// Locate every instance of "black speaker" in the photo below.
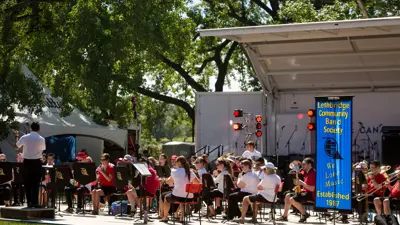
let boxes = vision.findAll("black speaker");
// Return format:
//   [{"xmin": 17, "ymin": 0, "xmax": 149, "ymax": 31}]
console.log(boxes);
[
  {"xmin": 382, "ymin": 134, "xmax": 400, "ymax": 169},
  {"xmin": 382, "ymin": 126, "xmax": 400, "ymax": 135}
]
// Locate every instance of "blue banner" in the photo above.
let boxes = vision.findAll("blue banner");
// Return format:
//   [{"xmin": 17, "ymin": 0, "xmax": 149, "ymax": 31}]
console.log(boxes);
[{"xmin": 315, "ymin": 97, "xmax": 352, "ymax": 210}]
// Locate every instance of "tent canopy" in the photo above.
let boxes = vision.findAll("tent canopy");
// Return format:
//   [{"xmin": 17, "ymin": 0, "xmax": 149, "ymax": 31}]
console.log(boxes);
[
  {"xmin": 14, "ymin": 66, "xmax": 128, "ymax": 149},
  {"xmin": 199, "ymin": 17, "xmax": 400, "ymax": 95}
]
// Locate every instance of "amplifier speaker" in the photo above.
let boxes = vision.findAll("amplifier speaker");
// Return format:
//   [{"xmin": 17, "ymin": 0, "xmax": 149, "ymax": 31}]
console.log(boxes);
[{"xmin": 382, "ymin": 134, "xmax": 400, "ymax": 168}]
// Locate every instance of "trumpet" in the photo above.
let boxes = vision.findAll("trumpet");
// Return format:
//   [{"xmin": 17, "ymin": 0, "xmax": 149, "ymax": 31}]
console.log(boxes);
[{"xmin": 355, "ymin": 168, "xmax": 400, "ymax": 202}]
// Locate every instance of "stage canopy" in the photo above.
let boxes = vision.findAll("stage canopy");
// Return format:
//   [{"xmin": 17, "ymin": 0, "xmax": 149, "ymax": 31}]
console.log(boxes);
[
  {"xmin": 12, "ymin": 65, "xmax": 127, "ymax": 149},
  {"xmin": 199, "ymin": 17, "xmax": 400, "ymax": 96}
]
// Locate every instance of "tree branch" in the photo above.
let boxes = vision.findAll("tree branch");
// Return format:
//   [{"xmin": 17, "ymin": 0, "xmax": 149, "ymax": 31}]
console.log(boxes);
[
  {"xmin": 250, "ymin": 0, "xmax": 277, "ymax": 19},
  {"xmin": 157, "ymin": 53, "xmax": 207, "ymax": 92},
  {"xmin": 356, "ymin": 0, "xmax": 369, "ymax": 18},
  {"xmin": 223, "ymin": 41, "xmax": 239, "ymax": 68},
  {"xmin": 226, "ymin": 3, "xmax": 259, "ymax": 26},
  {"xmin": 136, "ymin": 87, "xmax": 194, "ymax": 121},
  {"xmin": 196, "ymin": 56, "xmax": 216, "ymax": 75}
]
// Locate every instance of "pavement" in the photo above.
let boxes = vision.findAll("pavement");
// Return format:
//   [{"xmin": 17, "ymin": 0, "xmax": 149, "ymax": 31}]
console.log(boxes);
[{"xmin": 0, "ymin": 203, "xmax": 385, "ymax": 225}]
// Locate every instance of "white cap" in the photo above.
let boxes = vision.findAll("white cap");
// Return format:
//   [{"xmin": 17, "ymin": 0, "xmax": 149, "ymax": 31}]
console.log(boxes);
[{"xmin": 262, "ymin": 162, "xmax": 277, "ymax": 170}]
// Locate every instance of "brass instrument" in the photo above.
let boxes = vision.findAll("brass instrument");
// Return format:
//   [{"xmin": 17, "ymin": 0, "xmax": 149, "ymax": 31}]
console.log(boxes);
[
  {"xmin": 289, "ymin": 160, "xmax": 301, "ymax": 194},
  {"xmin": 217, "ymin": 152, "xmax": 235, "ymax": 161},
  {"xmin": 355, "ymin": 167, "xmax": 399, "ymax": 201}
]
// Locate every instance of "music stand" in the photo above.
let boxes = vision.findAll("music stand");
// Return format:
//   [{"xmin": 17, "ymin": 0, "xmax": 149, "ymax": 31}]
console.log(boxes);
[
  {"xmin": 133, "ymin": 163, "xmax": 151, "ymax": 224},
  {"xmin": 73, "ymin": 162, "xmax": 96, "ymax": 216},
  {"xmin": 113, "ymin": 166, "xmax": 129, "ymax": 218},
  {"xmin": 0, "ymin": 162, "xmax": 13, "ymax": 184},
  {"xmin": 53, "ymin": 165, "xmax": 72, "ymax": 215}
]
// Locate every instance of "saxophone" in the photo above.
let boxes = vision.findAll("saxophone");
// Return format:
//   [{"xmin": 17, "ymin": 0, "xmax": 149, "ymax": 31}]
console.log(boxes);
[{"xmin": 290, "ymin": 161, "xmax": 301, "ymax": 194}]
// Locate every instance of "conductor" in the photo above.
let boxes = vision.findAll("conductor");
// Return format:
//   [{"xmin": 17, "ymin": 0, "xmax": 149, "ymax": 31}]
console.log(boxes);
[{"xmin": 13, "ymin": 122, "xmax": 46, "ymax": 208}]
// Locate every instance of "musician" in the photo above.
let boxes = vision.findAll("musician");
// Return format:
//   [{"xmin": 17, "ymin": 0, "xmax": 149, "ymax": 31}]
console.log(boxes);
[
  {"xmin": 12, "ymin": 153, "xmax": 24, "ymax": 206},
  {"xmin": 206, "ymin": 159, "xmax": 233, "ymax": 216},
  {"xmin": 227, "ymin": 157, "xmax": 240, "ymax": 172},
  {"xmin": 0, "ymin": 154, "xmax": 13, "ymax": 206},
  {"xmin": 91, "ymin": 153, "xmax": 115, "ymax": 215},
  {"xmin": 254, "ymin": 157, "xmax": 266, "ymax": 180},
  {"xmin": 369, "ymin": 161, "xmax": 389, "ymax": 214},
  {"xmin": 170, "ymin": 155, "xmax": 178, "ymax": 168},
  {"xmin": 64, "ymin": 156, "xmax": 96, "ymax": 213},
  {"xmin": 126, "ymin": 159, "xmax": 159, "ymax": 216},
  {"xmin": 194, "ymin": 155, "xmax": 208, "ymax": 180},
  {"xmin": 242, "ymin": 141, "xmax": 261, "ymax": 160},
  {"xmin": 226, "ymin": 160, "xmax": 259, "ymax": 220},
  {"xmin": 39, "ymin": 153, "xmax": 55, "ymax": 207},
  {"xmin": 158, "ymin": 154, "xmax": 171, "ymax": 178},
  {"xmin": 14, "ymin": 122, "xmax": 46, "ymax": 208},
  {"xmin": 239, "ymin": 162, "xmax": 281, "ymax": 224},
  {"xmin": 160, "ymin": 156, "xmax": 199, "ymax": 222},
  {"xmin": 278, "ymin": 158, "xmax": 315, "ymax": 223},
  {"xmin": 375, "ymin": 167, "xmax": 400, "ymax": 216}
]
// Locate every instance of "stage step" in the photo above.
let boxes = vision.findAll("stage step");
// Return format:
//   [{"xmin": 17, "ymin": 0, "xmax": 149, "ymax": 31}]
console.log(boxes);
[{"xmin": 0, "ymin": 207, "xmax": 55, "ymax": 220}]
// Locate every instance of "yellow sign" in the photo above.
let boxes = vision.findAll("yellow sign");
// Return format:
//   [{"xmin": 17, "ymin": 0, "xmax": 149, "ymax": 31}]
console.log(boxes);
[
  {"xmin": 56, "ymin": 171, "xmax": 63, "ymax": 179},
  {"xmin": 0, "ymin": 169, "xmax": 4, "ymax": 176},
  {"xmin": 117, "ymin": 172, "xmax": 122, "ymax": 180},
  {"xmin": 80, "ymin": 168, "xmax": 89, "ymax": 176}
]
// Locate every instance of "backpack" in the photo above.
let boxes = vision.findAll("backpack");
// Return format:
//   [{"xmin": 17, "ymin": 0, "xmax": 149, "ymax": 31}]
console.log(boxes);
[{"xmin": 110, "ymin": 201, "xmax": 128, "ymax": 216}]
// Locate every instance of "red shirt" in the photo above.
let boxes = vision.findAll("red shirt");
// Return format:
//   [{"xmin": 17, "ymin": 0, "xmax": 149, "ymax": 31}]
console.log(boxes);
[
  {"xmin": 303, "ymin": 168, "xmax": 316, "ymax": 200},
  {"xmin": 389, "ymin": 181, "xmax": 400, "ymax": 198},
  {"xmin": 143, "ymin": 167, "xmax": 160, "ymax": 195},
  {"xmin": 368, "ymin": 173, "xmax": 386, "ymax": 196},
  {"xmin": 98, "ymin": 164, "xmax": 114, "ymax": 187}
]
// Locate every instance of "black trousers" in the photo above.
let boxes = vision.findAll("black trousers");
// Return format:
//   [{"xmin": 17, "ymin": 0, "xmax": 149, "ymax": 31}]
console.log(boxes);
[
  {"xmin": 65, "ymin": 186, "xmax": 89, "ymax": 209},
  {"xmin": 12, "ymin": 182, "xmax": 24, "ymax": 204},
  {"xmin": 0, "ymin": 184, "xmax": 11, "ymax": 203},
  {"xmin": 23, "ymin": 158, "xmax": 42, "ymax": 206},
  {"xmin": 227, "ymin": 191, "xmax": 252, "ymax": 219}
]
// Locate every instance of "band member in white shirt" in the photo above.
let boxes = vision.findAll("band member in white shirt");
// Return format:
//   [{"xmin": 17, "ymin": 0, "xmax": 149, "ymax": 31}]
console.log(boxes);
[
  {"xmin": 241, "ymin": 141, "xmax": 262, "ymax": 160},
  {"xmin": 160, "ymin": 156, "xmax": 199, "ymax": 222},
  {"xmin": 14, "ymin": 122, "xmax": 46, "ymax": 208},
  {"xmin": 226, "ymin": 160, "xmax": 259, "ymax": 220},
  {"xmin": 207, "ymin": 159, "xmax": 233, "ymax": 216},
  {"xmin": 239, "ymin": 162, "xmax": 281, "ymax": 224}
]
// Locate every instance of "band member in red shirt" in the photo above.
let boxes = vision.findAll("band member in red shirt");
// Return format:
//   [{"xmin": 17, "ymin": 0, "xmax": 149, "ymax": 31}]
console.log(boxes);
[
  {"xmin": 92, "ymin": 153, "xmax": 115, "ymax": 215},
  {"xmin": 126, "ymin": 158, "xmax": 159, "ymax": 216},
  {"xmin": 369, "ymin": 161, "xmax": 388, "ymax": 215},
  {"xmin": 278, "ymin": 158, "xmax": 316, "ymax": 223},
  {"xmin": 374, "ymin": 166, "xmax": 400, "ymax": 216}
]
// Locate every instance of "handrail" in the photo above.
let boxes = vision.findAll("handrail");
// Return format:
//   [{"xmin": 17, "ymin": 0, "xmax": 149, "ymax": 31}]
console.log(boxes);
[{"xmin": 187, "ymin": 145, "xmax": 208, "ymax": 160}]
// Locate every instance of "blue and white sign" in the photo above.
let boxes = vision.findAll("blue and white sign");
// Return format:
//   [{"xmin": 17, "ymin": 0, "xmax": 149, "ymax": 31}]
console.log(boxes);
[{"xmin": 315, "ymin": 97, "xmax": 352, "ymax": 210}]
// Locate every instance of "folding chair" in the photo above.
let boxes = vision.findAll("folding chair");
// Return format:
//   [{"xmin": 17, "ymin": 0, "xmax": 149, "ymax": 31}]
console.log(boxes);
[
  {"xmin": 173, "ymin": 183, "xmax": 203, "ymax": 225},
  {"xmin": 253, "ymin": 183, "xmax": 280, "ymax": 225}
]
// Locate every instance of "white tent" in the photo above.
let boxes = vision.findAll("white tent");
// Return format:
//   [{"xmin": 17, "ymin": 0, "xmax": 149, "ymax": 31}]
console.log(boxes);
[{"xmin": 12, "ymin": 65, "xmax": 128, "ymax": 149}]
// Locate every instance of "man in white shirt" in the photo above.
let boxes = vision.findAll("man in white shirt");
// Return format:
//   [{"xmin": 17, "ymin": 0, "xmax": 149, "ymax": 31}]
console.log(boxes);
[
  {"xmin": 14, "ymin": 122, "xmax": 46, "ymax": 208},
  {"xmin": 242, "ymin": 141, "xmax": 262, "ymax": 160}
]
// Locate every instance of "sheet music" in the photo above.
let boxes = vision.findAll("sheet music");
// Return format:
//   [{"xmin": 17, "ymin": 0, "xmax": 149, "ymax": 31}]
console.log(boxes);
[{"xmin": 132, "ymin": 163, "xmax": 151, "ymax": 176}]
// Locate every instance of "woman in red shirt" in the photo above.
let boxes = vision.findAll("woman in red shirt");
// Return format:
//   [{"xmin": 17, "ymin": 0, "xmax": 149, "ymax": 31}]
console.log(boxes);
[
  {"xmin": 91, "ymin": 153, "xmax": 115, "ymax": 215},
  {"xmin": 126, "ymin": 159, "xmax": 160, "ymax": 216}
]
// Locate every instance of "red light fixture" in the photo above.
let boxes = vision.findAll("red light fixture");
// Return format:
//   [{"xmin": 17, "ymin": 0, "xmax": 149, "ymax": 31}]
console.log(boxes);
[
  {"xmin": 308, "ymin": 109, "xmax": 316, "ymax": 117},
  {"xmin": 255, "ymin": 115, "xmax": 262, "ymax": 123},
  {"xmin": 233, "ymin": 109, "xmax": 243, "ymax": 117},
  {"xmin": 255, "ymin": 130, "xmax": 262, "ymax": 137},
  {"xmin": 256, "ymin": 123, "xmax": 262, "ymax": 129},
  {"xmin": 307, "ymin": 123, "xmax": 316, "ymax": 131},
  {"xmin": 233, "ymin": 123, "xmax": 243, "ymax": 131}
]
